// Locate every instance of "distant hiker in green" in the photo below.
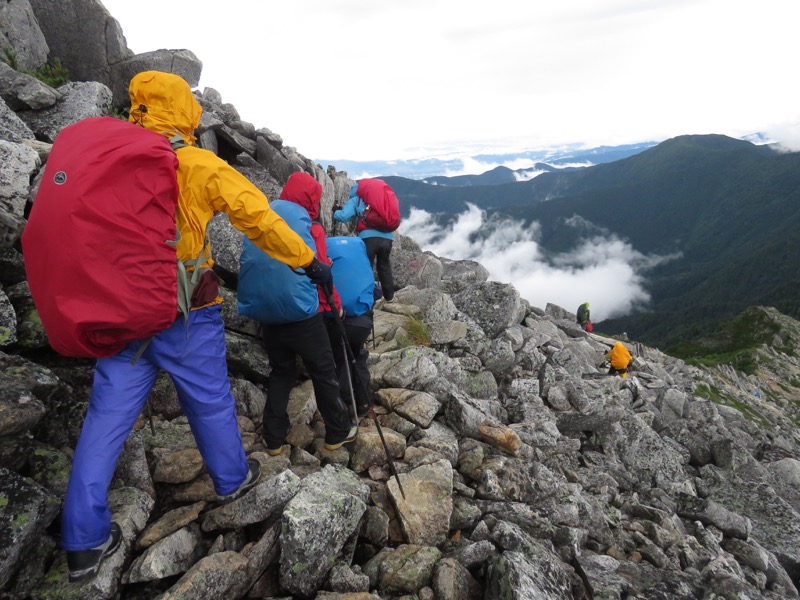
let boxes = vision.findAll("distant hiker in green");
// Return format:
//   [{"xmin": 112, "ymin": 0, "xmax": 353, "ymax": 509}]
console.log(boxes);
[{"xmin": 577, "ymin": 302, "xmax": 592, "ymax": 331}]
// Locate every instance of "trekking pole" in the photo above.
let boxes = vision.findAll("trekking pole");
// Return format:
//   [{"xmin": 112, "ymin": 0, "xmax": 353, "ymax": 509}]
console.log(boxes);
[
  {"xmin": 340, "ymin": 338, "xmax": 360, "ymax": 426},
  {"xmin": 324, "ymin": 287, "xmax": 406, "ymax": 499},
  {"xmin": 146, "ymin": 400, "xmax": 156, "ymax": 435}
]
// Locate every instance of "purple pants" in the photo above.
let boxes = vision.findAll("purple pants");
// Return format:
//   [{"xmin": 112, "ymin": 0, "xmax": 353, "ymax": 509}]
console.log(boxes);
[{"xmin": 61, "ymin": 305, "xmax": 247, "ymax": 550}]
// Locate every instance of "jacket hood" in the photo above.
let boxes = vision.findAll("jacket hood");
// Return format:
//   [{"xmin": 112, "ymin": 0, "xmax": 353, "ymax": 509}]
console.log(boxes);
[
  {"xmin": 128, "ymin": 71, "xmax": 202, "ymax": 146},
  {"xmin": 280, "ymin": 172, "xmax": 322, "ymax": 220}
]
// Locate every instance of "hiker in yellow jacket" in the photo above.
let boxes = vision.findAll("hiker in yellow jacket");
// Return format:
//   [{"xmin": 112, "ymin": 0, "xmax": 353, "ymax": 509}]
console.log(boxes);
[
  {"xmin": 605, "ymin": 341, "xmax": 633, "ymax": 378},
  {"xmin": 61, "ymin": 70, "xmax": 332, "ymax": 582}
]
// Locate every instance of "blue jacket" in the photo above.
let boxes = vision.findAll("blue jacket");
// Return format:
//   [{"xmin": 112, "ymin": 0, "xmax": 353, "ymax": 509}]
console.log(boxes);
[{"xmin": 333, "ymin": 193, "xmax": 394, "ymax": 241}]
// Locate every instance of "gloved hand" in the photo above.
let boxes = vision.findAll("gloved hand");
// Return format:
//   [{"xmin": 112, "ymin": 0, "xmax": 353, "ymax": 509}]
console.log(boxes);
[{"xmin": 304, "ymin": 258, "xmax": 332, "ymax": 291}]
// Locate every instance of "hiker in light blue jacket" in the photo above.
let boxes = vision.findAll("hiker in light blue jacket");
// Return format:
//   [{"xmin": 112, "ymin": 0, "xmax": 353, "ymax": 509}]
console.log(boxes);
[{"xmin": 333, "ymin": 181, "xmax": 395, "ymax": 302}]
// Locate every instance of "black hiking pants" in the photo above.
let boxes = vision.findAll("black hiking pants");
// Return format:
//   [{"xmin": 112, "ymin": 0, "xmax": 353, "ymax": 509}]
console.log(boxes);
[
  {"xmin": 259, "ymin": 313, "xmax": 351, "ymax": 448},
  {"xmin": 325, "ymin": 314, "xmax": 373, "ymax": 417},
  {"xmin": 363, "ymin": 237, "xmax": 394, "ymax": 301}
]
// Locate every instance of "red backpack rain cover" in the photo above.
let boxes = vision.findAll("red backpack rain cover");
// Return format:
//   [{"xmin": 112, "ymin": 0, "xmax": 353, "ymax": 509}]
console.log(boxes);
[
  {"xmin": 358, "ymin": 179, "xmax": 401, "ymax": 232},
  {"xmin": 21, "ymin": 116, "xmax": 180, "ymax": 358}
]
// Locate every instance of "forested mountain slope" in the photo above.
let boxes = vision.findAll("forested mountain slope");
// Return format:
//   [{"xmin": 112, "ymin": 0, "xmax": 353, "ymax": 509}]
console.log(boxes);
[{"xmin": 390, "ymin": 135, "xmax": 800, "ymax": 346}]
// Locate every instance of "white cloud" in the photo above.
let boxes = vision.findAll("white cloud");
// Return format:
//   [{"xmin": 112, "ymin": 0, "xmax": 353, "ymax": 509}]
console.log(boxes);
[
  {"xmin": 100, "ymin": 0, "xmax": 800, "ymax": 161},
  {"xmin": 442, "ymin": 156, "xmax": 538, "ymax": 177},
  {"xmin": 767, "ymin": 120, "xmax": 800, "ymax": 153},
  {"xmin": 399, "ymin": 204, "xmax": 678, "ymax": 321}
]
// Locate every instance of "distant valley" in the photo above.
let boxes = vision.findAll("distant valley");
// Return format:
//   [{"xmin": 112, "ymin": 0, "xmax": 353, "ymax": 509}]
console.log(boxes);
[{"xmin": 366, "ymin": 134, "xmax": 800, "ymax": 350}]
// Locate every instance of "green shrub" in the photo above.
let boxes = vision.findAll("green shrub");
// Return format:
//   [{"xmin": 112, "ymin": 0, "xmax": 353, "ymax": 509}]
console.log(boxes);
[
  {"xmin": 1, "ymin": 47, "xmax": 70, "ymax": 87},
  {"xmin": 2, "ymin": 47, "xmax": 18, "ymax": 69},
  {"xmin": 26, "ymin": 57, "xmax": 69, "ymax": 87},
  {"xmin": 396, "ymin": 315, "xmax": 430, "ymax": 348}
]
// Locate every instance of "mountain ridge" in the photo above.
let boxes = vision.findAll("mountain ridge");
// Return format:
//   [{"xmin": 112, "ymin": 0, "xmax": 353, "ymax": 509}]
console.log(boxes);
[
  {"xmin": 316, "ymin": 141, "xmax": 658, "ymax": 181},
  {"xmin": 384, "ymin": 134, "xmax": 800, "ymax": 347}
]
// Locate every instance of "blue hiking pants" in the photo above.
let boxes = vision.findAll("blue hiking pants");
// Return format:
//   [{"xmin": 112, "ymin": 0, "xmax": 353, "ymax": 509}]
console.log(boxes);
[{"xmin": 61, "ymin": 305, "xmax": 247, "ymax": 551}]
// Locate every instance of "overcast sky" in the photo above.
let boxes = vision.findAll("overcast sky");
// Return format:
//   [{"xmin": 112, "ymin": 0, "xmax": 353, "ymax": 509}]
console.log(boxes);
[{"xmin": 100, "ymin": 0, "xmax": 800, "ymax": 162}]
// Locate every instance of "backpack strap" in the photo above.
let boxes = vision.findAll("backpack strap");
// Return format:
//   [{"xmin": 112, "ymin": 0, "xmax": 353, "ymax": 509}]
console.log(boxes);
[
  {"xmin": 164, "ymin": 135, "xmax": 213, "ymax": 320},
  {"xmin": 167, "ymin": 132, "xmax": 188, "ymax": 151}
]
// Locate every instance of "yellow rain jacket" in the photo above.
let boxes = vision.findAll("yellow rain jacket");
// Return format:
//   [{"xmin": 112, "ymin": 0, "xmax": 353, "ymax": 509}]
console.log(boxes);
[
  {"xmin": 605, "ymin": 342, "xmax": 632, "ymax": 371},
  {"xmin": 127, "ymin": 71, "xmax": 314, "ymax": 294}
]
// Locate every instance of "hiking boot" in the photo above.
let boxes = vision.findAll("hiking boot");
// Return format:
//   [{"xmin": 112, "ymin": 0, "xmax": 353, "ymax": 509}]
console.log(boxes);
[
  {"xmin": 218, "ymin": 458, "xmax": 261, "ymax": 504},
  {"xmin": 265, "ymin": 446, "xmax": 283, "ymax": 457},
  {"xmin": 67, "ymin": 521, "xmax": 122, "ymax": 583},
  {"xmin": 324, "ymin": 425, "xmax": 359, "ymax": 451}
]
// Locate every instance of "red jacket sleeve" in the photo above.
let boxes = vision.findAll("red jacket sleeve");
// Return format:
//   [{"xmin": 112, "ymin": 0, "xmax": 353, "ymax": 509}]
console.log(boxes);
[{"xmin": 310, "ymin": 222, "xmax": 342, "ymax": 313}]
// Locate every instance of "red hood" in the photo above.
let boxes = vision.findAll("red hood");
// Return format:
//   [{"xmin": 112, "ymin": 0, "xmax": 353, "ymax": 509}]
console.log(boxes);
[{"xmin": 280, "ymin": 172, "xmax": 322, "ymax": 220}]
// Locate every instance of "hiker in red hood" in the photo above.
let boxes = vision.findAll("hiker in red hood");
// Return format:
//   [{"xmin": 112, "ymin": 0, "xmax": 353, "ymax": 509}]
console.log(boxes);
[
  {"xmin": 248, "ymin": 171, "xmax": 358, "ymax": 457},
  {"xmin": 281, "ymin": 172, "xmax": 343, "ymax": 315}
]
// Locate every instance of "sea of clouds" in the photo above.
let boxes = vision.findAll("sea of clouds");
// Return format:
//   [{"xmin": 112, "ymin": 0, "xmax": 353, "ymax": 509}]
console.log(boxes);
[{"xmin": 399, "ymin": 204, "xmax": 680, "ymax": 322}]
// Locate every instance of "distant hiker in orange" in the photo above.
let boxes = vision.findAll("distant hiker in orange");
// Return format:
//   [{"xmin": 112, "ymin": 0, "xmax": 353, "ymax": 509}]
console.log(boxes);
[
  {"xmin": 333, "ymin": 179, "xmax": 401, "ymax": 303},
  {"xmin": 605, "ymin": 341, "xmax": 633, "ymax": 378},
  {"xmin": 59, "ymin": 71, "xmax": 332, "ymax": 583}
]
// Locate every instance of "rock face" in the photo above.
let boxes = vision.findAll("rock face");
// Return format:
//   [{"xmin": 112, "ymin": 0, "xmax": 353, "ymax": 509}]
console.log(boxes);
[{"xmin": 3, "ymin": 4, "xmax": 800, "ymax": 599}]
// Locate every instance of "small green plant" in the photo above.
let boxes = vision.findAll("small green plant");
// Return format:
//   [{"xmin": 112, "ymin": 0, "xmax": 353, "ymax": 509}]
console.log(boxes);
[
  {"xmin": 2, "ymin": 47, "xmax": 17, "ymax": 69},
  {"xmin": 25, "ymin": 57, "xmax": 69, "ymax": 87},
  {"xmin": 2, "ymin": 47, "xmax": 70, "ymax": 87},
  {"xmin": 405, "ymin": 315, "xmax": 430, "ymax": 346},
  {"xmin": 107, "ymin": 105, "xmax": 127, "ymax": 120},
  {"xmin": 396, "ymin": 315, "xmax": 430, "ymax": 348}
]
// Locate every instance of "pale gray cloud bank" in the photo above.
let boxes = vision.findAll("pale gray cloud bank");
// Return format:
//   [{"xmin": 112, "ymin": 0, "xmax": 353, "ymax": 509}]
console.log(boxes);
[
  {"xmin": 400, "ymin": 205, "xmax": 680, "ymax": 321},
  {"xmin": 101, "ymin": 0, "xmax": 800, "ymax": 161}
]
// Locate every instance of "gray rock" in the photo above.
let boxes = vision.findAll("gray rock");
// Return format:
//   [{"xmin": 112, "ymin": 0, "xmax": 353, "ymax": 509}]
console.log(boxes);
[
  {"xmin": 0, "ymin": 61, "xmax": 60, "ymax": 111},
  {"xmin": 18, "ymin": 80, "xmax": 112, "ymax": 142},
  {"xmin": 0, "ymin": 96, "xmax": 35, "ymax": 142},
  {"xmin": 110, "ymin": 48, "xmax": 202, "ymax": 108},
  {"xmin": 28, "ymin": 0, "xmax": 132, "ymax": 86},
  {"xmin": 0, "ymin": 0, "xmax": 49, "ymax": 71}
]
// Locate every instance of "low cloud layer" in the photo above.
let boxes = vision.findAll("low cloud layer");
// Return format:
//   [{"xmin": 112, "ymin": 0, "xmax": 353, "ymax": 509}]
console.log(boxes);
[
  {"xmin": 400, "ymin": 204, "xmax": 679, "ymax": 322},
  {"xmin": 767, "ymin": 120, "xmax": 800, "ymax": 153}
]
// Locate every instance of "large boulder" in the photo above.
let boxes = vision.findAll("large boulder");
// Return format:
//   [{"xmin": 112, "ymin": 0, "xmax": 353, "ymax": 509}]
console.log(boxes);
[
  {"xmin": 27, "ymin": 0, "xmax": 132, "ymax": 85},
  {"xmin": 0, "ymin": 0, "xmax": 49, "ymax": 71}
]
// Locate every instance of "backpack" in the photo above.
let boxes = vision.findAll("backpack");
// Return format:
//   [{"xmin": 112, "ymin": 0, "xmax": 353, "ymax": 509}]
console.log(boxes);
[
  {"xmin": 327, "ymin": 236, "xmax": 375, "ymax": 317},
  {"xmin": 21, "ymin": 116, "xmax": 187, "ymax": 358},
  {"xmin": 585, "ymin": 321, "xmax": 594, "ymax": 333},
  {"xmin": 358, "ymin": 179, "xmax": 401, "ymax": 233},
  {"xmin": 237, "ymin": 200, "xmax": 319, "ymax": 324}
]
